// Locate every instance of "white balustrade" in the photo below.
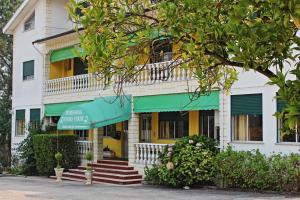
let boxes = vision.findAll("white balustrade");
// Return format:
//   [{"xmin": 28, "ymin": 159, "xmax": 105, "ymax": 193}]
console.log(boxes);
[
  {"xmin": 44, "ymin": 60, "xmax": 195, "ymax": 95},
  {"xmin": 75, "ymin": 141, "xmax": 94, "ymax": 160},
  {"xmin": 134, "ymin": 143, "xmax": 168, "ymax": 165}
]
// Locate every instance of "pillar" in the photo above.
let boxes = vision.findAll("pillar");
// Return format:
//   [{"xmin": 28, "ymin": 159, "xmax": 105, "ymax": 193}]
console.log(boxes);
[
  {"xmin": 128, "ymin": 113, "xmax": 140, "ymax": 165},
  {"xmin": 93, "ymin": 127, "xmax": 103, "ymax": 162}
]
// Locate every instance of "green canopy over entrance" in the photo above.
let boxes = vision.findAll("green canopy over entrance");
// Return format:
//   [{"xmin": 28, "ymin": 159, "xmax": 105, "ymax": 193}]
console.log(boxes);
[{"xmin": 57, "ymin": 96, "xmax": 132, "ymax": 130}]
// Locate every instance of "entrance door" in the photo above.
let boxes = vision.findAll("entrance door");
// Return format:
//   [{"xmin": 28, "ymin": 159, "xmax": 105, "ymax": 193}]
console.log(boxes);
[
  {"xmin": 122, "ymin": 121, "xmax": 129, "ymax": 159},
  {"xmin": 140, "ymin": 114, "xmax": 152, "ymax": 143}
]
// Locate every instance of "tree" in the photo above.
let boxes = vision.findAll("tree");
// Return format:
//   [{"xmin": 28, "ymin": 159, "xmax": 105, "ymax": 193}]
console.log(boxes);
[
  {"xmin": 67, "ymin": 0, "xmax": 300, "ymax": 131},
  {"xmin": 0, "ymin": 0, "xmax": 21, "ymax": 167}
]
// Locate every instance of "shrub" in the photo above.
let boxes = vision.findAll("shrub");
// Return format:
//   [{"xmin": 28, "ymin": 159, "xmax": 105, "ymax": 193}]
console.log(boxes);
[
  {"xmin": 145, "ymin": 135, "xmax": 218, "ymax": 187},
  {"xmin": 17, "ymin": 124, "xmax": 46, "ymax": 175},
  {"xmin": 212, "ymin": 147, "xmax": 300, "ymax": 192},
  {"xmin": 33, "ymin": 134, "xmax": 80, "ymax": 176}
]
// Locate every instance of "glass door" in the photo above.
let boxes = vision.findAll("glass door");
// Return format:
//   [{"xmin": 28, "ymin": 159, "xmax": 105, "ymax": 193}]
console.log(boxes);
[{"xmin": 140, "ymin": 113, "xmax": 152, "ymax": 143}]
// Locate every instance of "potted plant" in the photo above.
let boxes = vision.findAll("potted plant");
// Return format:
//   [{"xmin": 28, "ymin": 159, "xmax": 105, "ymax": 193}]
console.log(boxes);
[
  {"xmin": 103, "ymin": 146, "xmax": 115, "ymax": 158},
  {"xmin": 54, "ymin": 152, "xmax": 64, "ymax": 182},
  {"xmin": 84, "ymin": 152, "xmax": 93, "ymax": 185}
]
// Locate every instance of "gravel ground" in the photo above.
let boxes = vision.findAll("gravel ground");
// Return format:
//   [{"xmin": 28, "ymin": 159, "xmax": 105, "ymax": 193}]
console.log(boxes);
[{"xmin": 0, "ymin": 176, "xmax": 299, "ymax": 200}]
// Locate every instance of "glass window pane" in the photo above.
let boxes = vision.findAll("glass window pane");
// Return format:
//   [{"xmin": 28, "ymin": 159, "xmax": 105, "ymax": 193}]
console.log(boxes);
[
  {"xmin": 208, "ymin": 116, "xmax": 215, "ymax": 139},
  {"xmin": 248, "ymin": 115, "xmax": 263, "ymax": 141},
  {"xmin": 232, "ymin": 115, "xmax": 248, "ymax": 141}
]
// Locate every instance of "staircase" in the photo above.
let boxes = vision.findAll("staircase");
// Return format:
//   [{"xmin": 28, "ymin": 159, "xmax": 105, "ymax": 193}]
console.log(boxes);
[{"xmin": 54, "ymin": 160, "xmax": 143, "ymax": 185}]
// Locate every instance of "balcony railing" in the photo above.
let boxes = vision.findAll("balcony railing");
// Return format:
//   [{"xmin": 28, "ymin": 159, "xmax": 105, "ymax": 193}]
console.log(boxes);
[
  {"xmin": 44, "ymin": 60, "xmax": 196, "ymax": 95},
  {"xmin": 76, "ymin": 141, "xmax": 93, "ymax": 160},
  {"xmin": 134, "ymin": 143, "xmax": 169, "ymax": 165}
]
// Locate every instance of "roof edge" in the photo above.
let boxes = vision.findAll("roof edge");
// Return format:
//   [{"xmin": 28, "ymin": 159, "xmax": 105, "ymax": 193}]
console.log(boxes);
[{"xmin": 3, "ymin": 0, "xmax": 38, "ymax": 35}]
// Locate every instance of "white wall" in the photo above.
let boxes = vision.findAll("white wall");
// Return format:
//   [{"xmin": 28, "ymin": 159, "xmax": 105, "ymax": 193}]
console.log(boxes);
[
  {"xmin": 11, "ymin": 0, "xmax": 74, "ymax": 150},
  {"xmin": 222, "ymin": 68, "xmax": 300, "ymax": 155}
]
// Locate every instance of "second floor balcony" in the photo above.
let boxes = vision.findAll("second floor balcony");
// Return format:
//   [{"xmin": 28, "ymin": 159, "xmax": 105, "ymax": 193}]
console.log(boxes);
[{"xmin": 44, "ymin": 60, "xmax": 196, "ymax": 96}]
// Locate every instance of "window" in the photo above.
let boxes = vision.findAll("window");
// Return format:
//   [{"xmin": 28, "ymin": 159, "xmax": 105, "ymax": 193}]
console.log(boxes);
[
  {"xmin": 231, "ymin": 94, "xmax": 263, "ymax": 141},
  {"xmin": 277, "ymin": 99, "xmax": 299, "ymax": 142},
  {"xmin": 15, "ymin": 110, "xmax": 25, "ymax": 136},
  {"xmin": 150, "ymin": 39, "xmax": 172, "ymax": 63},
  {"xmin": 75, "ymin": 130, "xmax": 89, "ymax": 141},
  {"xmin": 23, "ymin": 60, "xmax": 34, "ymax": 80},
  {"xmin": 30, "ymin": 108, "xmax": 40, "ymax": 129},
  {"xmin": 24, "ymin": 12, "xmax": 35, "ymax": 31},
  {"xmin": 104, "ymin": 124, "xmax": 117, "ymax": 137},
  {"xmin": 200, "ymin": 110, "xmax": 216, "ymax": 139},
  {"xmin": 159, "ymin": 112, "xmax": 189, "ymax": 139}
]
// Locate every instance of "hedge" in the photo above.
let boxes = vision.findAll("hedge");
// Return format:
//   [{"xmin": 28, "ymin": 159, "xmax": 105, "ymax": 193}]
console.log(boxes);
[{"xmin": 33, "ymin": 134, "xmax": 80, "ymax": 176}]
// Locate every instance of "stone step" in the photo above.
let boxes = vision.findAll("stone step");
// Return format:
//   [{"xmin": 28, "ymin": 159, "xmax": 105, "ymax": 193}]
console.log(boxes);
[
  {"xmin": 68, "ymin": 169, "xmax": 142, "ymax": 180},
  {"xmin": 78, "ymin": 166, "xmax": 139, "ymax": 175},
  {"xmin": 62, "ymin": 172, "xmax": 142, "ymax": 185},
  {"xmin": 97, "ymin": 159, "xmax": 128, "ymax": 166},
  {"xmin": 89, "ymin": 163, "xmax": 134, "ymax": 170}
]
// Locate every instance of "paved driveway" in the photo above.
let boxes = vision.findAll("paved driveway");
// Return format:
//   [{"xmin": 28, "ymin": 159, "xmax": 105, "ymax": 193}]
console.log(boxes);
[{"xmin": 0, "ymin": 176, "xmax": 299, "ymax": 200}]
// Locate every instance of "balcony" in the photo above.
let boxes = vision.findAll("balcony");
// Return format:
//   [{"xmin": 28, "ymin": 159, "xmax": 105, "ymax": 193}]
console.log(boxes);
[{"xmin": 44, "ymin": 60, "xmax": 196, "ymax": 96}]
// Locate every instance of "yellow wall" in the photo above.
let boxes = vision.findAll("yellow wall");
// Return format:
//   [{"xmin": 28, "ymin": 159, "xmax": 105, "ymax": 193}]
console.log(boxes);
[
  {"xmin": 150, "ymin": 111, "xmax": 199, "ymax": 144},
  {"xmin": 50, "ymin": 59, "xmax": 73, "ymax": 79},
  {"xmin": 103, "ymin": 122, "xmax": 123, "ymax": 158}
]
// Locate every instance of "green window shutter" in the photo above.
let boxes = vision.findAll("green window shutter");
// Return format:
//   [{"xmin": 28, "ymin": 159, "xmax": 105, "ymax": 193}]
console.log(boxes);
[
  {"xmin": 30, "ymin": 109, "xmax": 40, "ymax": 121},
  {"xmin": 16, "ymin": 110, "xmax": 25, "ymax": 120},
  {"xmin": 231, "ymin": 94, "xmax": 262, "ymax": 115},
  {"xmin": 277, "ymin": 99, "xmax": 287, "ymax": 112},
  {"xmin": 23, "ymin": 60, "xmax": 34, "ymax": 79}
]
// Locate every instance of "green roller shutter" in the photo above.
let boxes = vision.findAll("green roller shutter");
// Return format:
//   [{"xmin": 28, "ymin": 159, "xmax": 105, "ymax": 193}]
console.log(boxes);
[
  {"xmin": 134, "ymin": 91, "xmax": 219, "ymax": 113},
  {"xmin": 23, "ymin": 60, "xmax": 34, "ymax": 79},
  {"xmin": 30, "ymin": 109, "xmax": 40, "ymax": 121},
  {"xmin": 277, "ymin": 99, "xmax": 287, "ymax": 112},
  {"xmin": 16, "ymin": 110, "xmax": 25, "ymax": 120},
  {"xmin": 45, "ymin": 101, "xmax": 90, "ymax": 116},
  {"xmin": 50, "ymin": 45, "xmax": 85, "ymax": 63},
  {"xmin": 231, "ymin": 94, "xmax": 262, "ymax": 115}
]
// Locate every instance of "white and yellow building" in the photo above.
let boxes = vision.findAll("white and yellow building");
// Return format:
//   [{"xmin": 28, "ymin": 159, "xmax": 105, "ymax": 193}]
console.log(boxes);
[{"xmin": 4, "ymin": 0, "xmax": 299, "ymax": 174}]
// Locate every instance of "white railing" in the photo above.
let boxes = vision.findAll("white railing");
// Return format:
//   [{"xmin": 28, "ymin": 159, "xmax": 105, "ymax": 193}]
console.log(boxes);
[
  {"xmin": 76, "ymin": 141, "xmax": 94, "ymax": 160},
  {"xmin": 44, "ymin": 60, "xmax": 196, "ymax": 95},
  {"xmin": 134, "ymin": 143, "xmax": 169, "ymax": 165}
]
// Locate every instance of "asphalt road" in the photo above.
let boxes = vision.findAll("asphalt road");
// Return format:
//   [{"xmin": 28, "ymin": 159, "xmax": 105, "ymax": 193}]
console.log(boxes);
[{"xmin": 0, "ymin": 176, "xmax": 299, "ymax": 200}]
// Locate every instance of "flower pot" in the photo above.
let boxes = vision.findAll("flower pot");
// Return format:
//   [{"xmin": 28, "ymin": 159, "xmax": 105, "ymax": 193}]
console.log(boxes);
[
  {"xmin": 54, "ymin": 168, "xmax": 64, "ymax": 182},
  {"xmin": 84, "ymin": 170, "xmax": 93, "ymax": 185}
]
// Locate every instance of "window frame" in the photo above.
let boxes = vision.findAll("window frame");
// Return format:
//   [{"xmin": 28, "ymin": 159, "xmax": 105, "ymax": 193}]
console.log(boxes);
[
  {"xmin": 24, "ymin": 12, "xmax": 35, "ymax": 32},
  {"xmin": 23, "ymin": 60, "xmax": 35, "ymax": 81},
  {"xmin": 158, "ymin": 112, "xmax": 189, "ymax": 139},
  {"xmin": 103, "ymin": 124, "xmax": 117, "ymax": 137},
  {"xmin": 199, "ymin": 110, "xmax": 217, "ymax": 140},
  {"xmin": 15, "ymin": 109, "xmax": 26, "ymax": 137}
]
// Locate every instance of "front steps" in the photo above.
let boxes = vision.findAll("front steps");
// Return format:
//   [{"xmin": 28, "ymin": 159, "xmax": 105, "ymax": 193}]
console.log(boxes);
[{"xmin": 52, "ymin": 159, "xmax": 143, "ymax": 185}]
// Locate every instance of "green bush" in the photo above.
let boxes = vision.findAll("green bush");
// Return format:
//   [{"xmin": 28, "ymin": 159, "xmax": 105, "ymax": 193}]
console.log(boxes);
[
  {"xmin": 33, "ymin": 134, "xmax": 80, "ymax": 176},
  {"xmin": 145, "ymin": 135, "xmax": 218, "ymax": 187},
  {"xmin": 213, "ymin": 147, "xmax": 300, "ymax": 192},
  {"xmin": 17, "ymin": 124, "xmax": 46, "ymax": 175}
]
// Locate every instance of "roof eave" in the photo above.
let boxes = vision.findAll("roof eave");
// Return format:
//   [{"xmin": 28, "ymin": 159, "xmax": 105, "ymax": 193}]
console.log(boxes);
[{"xmin": 3, "ymin": 0, "xmax": 38, "ymax": 35}]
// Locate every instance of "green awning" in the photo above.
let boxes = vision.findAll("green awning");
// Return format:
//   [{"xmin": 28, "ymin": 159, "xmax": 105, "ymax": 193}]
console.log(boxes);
[
  {"xmin": 133, "ymin": 91, "xmax": 219, "ymax": 113},
  {"xmin": 50, "ymin": 45, "xmax": 85, "ymax": 63},
  {"xmin": 45, "ymin": 101, "xmax": 90, "ymax": 116},
  {"xmin": 57, "ymin": 96, "xmax": 132, "ymax": 130},
  {"xmin": 231, "ymin": 94, "xmax": 262, "ymax": 115}
]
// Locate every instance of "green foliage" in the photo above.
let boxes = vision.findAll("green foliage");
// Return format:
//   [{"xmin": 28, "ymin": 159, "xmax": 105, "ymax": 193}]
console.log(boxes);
[
  {"xmin": 145, "ymin": 135, "xmax": 218, "ymax": 187},
  {"xmin": 54, "ymin": 152, "xmax": 63, "ymax": 169},
  {"xmin": 17, "ymin": 124, "xmax": 46, "ymax": 175},
  {"xmin": 213, "ymin": 147, "xmax": 300, "ymax": 192},
  {"xmin": 0, "ymin": 0, "xmax": 22, "ymax": 168},
  {"xmin": 68, "ymin": 0, "xmax": 300, "ymax": 129},
  {"xmin": 33, "ymin": 134, "xmax": 80, "ymax": 176},
  {"xmin": 85, "ymin": 152, "xmax": 93, "ymax": 161},
  {"xmin": 85, "ymin": 152, "xmax": 93, "ymax": 171}
]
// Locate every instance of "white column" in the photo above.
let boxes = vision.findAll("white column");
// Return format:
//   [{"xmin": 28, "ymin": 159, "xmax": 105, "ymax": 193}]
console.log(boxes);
[
  {"xmin": 93, "ymin": 127, "xmax": 103, "ymax": 162},
  {"xmin": 128, "ymin": 112, "xmax": 140, "ymax": 165}
]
